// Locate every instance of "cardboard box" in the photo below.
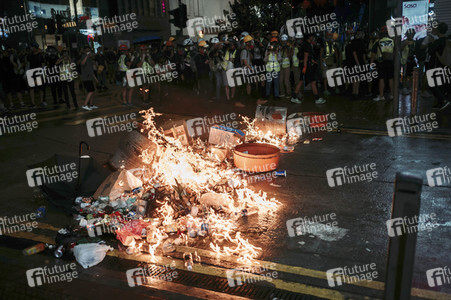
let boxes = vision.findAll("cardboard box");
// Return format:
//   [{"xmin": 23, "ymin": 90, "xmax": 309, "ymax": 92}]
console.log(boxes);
[
  {"xmin": 208, "ymin": 126, "xmax": 244, "ymax": 147},
  {"xmin": 255, "ymin": 105, "xmax": 287, "ymax": 136},
  {"xmin": 163, "ymin": 120, "xmax": 190, "ymax": 146}
]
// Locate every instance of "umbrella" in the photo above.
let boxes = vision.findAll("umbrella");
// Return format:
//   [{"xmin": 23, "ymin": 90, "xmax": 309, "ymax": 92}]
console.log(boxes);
[{"xmin": 27, "ymin": 142, "xmax": 111, "ymax": 213}]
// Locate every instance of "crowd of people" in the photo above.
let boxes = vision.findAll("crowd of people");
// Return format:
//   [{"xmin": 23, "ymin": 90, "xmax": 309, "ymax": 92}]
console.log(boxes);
[{"xmin": 1, "ymin": 20, "xmax": 450, "ymax": 113}]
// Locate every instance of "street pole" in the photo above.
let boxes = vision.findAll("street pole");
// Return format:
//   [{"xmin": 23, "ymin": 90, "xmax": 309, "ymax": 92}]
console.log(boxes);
[
  {"xmin": 392, "ymin": 0, "xmax": 403, "ymax": 118},
  {"xmin": 384, "ymin": 172, "xmax": 422, "ymax": 300}
]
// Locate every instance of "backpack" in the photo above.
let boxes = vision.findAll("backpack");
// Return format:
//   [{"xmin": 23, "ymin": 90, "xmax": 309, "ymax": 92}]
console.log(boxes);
[{"xmin": 437, "ymin": 40, "xmax": 451, "ymax": 67}]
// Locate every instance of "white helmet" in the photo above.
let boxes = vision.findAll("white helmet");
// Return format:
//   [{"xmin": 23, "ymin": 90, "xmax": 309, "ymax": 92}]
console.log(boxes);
[
  {"xmin": 295, "ymin": 32, "xmax": 304, "ymax": 39},
  {"xmin": 210, "ymin": 37, "xmax": 219, "ymax": 44},
  {"xmin": 241, "ymin": 31, "xmax": 249, "ymax": 38},
  {"xmin": 183, "ymin": 38, "xmax": 194, "ymax": 46},
  {"xmin": 281, "ymin": 34, "xmax": 288, "ymax": 41}
]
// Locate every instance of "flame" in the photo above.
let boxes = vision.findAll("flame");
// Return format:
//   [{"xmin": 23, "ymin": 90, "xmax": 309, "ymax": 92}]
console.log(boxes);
[
  {"xmin": 240, "ymin": 116, "xmax": 287, "ymax": 147},
  {"xmin": 132, "ymin": 108, "xmax": 282, "ymax": 264}
]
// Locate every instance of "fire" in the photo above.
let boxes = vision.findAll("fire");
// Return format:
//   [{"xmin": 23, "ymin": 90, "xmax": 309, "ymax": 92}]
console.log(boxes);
[
  {"xmin": 241, "ymin": 116, "xmax": 287, "ymax": 147},
  {"xmin": 135, "ymin": 108, "xmax": 281, "ymax": 264}
]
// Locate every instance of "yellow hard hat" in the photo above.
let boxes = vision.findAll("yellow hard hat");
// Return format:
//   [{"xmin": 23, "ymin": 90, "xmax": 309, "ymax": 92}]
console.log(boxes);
[
  {"xmin": 243, "ymin": 35, "xmax": 253, "ymax": 43},
  {"xmin": 168, "ymin": 36, "xmax": 176, "ymax": 42},
  {"xmin": 271, "ymin": 31, "xmax": 278, "ymax": 37},
  {"xmin": 198, "ymin": 40, "xmax": 207, "ymax": 47}
]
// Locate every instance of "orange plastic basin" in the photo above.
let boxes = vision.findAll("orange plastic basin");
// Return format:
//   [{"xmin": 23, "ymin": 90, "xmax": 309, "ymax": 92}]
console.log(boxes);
[{"xmin": 233, "ymin": 143, "xmax": 280, "ymax": 173}]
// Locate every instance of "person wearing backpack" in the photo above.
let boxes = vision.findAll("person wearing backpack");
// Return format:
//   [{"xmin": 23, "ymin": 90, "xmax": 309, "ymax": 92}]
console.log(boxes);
[{"xmin": 371, "ymin": 28, "xmax": 394, "ymax": 101}]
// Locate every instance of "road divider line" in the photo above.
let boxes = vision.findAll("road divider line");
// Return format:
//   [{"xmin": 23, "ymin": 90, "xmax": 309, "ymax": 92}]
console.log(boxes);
[
  {"xmin": 7, "ymin": 224, "xmax": 450, "ymax": 299},
  {"xmin": 3, "ymin": 229, "xmax": 344, "ymax": 299},
  {"xmin": 341, "ymin": 128, "xmax": 451, "ymax": 140}
]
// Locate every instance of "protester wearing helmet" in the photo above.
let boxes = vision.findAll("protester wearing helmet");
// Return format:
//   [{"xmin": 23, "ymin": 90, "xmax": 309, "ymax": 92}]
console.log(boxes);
[
  {"xmin": 28, "ymin": 42, "xmax": 47, "ymax": 107},
  {"xmin": 252, "ymin": 31, "xmax": 267, "ymax": 102},
  {"xmin": 117, "ymin": 44, "xmax": 135, "ymax": 106},
  {"xmin": 239, "ymin": 35, "xmax": 254, "ymax": 107},
  {"xmin": 291, "ymin": 32, "xmax": 304, "ymax": 103},
  {"xmin": 264, "ymin": 37, "xmax": 281, "ymax": 99},
  {"xmin": 221, "ymin": 38, "xmax": 238, "ymax": 101},
  {"xmin": 194, "ymin": 40, "xmax": 210, "ymax": 97},
  {"xmin": 322, "ymin": 32, "xmax": 341, "ymax": 96},
  {"xmin": 279, "ymin": 34, "xmax": 292, "ymax": 99},
  {"xmin": 371, "ymin": 27, "xmax": 394, "ymax": 101}
]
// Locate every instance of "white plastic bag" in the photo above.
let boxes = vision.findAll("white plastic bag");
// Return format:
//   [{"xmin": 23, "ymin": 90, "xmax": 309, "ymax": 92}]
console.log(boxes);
[{"xmin": 73, "ymin": 243, "xmax": 113, "ymax": 269}]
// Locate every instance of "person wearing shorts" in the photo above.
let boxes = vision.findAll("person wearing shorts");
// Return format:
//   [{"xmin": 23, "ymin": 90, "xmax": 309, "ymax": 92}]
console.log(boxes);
[
  {"xmin": 80, "ymin": 46, "xmax": 98, "ymax": 110},
  {"xmin": 372, "ymin": 30, "xmax": 394, "ymax": 101}
]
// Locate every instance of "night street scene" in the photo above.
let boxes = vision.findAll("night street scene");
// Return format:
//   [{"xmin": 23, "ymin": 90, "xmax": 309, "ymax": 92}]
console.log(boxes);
[{"xmin": 0, "ymin": 0, "xmax": 450, "ymax": 299}]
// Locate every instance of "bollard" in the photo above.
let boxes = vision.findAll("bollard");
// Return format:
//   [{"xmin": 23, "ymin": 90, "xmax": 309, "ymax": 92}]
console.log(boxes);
[
  {"xmin": 384, "ymin": 172, "xmax": 423, "ymax": 300},
  {"xmin": 411, "ymin": 67, "xmax": 419, "ymax": 115}
]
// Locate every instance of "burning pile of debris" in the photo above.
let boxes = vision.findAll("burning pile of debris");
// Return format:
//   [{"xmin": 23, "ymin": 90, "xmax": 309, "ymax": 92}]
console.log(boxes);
[{"xmin": 71, "ymin": 106, "xmax": 312, "ymax": 268}]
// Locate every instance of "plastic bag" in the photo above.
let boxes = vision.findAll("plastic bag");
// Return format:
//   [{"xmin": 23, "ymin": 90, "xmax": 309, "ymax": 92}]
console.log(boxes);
[{"xmin": 73, "ymin": 243, "xmax": 113, "ymax": 269}]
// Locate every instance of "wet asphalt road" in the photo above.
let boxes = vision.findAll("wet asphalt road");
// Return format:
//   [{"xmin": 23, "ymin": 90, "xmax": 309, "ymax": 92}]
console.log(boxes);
[{"xmin": 0, "ymin": 85, "xmax": 450, "ymax": 299}]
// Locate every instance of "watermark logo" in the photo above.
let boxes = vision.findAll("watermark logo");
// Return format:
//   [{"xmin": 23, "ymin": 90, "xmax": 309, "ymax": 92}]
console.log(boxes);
[
  {"xmin": 126, "ymin": 63, "xmax": 178, "ymax": 87},
  {"xmin": 287, "ymin": 213, "xmax": 338, "ymax": 237},
  {"xmin": 226, "ymin": 264, "xmax": 278, "ymax": 287},
  {"xmin": 186, "ymin": 113, "xmax": 238, "ymax": 138},
  {"xmin": 0, "ymin": 13, "xmax": 37, "ymax": 34},
  {"xmin": 126, "ymin": 263, "xmax": 178, "ymax": 287},
  {"xmin": 86, "ymin": 113, "xmax": 138, "ymax": 137},
  {"xmin": 226, "ymin": 66, "xmax": 277, "ymax": 87},
  {"xmin": 87, "ymin": 13, "xmax": 138, "ymax": 35},
  {"xmin": 326, "ymin": 64, "xmax": 377, "ymax": 87},
  {"xmin": 426, "ymin": 166, "xmax": 451, "ymax": 187},
  {"xmin": 326, "ymin": 263, "xmax": 378, "ymax": 287},
  {"xmin": 426, "ymin": 267, "xmax": 451, "ymax": 287},
  {"xmin": 287, "ymin": 113, "xmax": 338, "ymax": 136},
  {"xmin": 386, "ymin": 113, "xmax": 438, "ymax": 137},
  {"xmin": 26, "ymin": 64, "xmax": 78, "ymax": 87},
  {"xmin": 426, "ymin": 67, "xmax": 451, "ymax": 87},
  {"xmin": 186, "ymin": 13, "xmax": 238, "ymax": 38},
  {"xmin": 386, "ymin": 18, "xmax": 404, "ymax": 37},
  {"xmin": 286, "ymin": 13, "xmax": 338, "ymax": 37},
  {"xmin": 0, "ymin": 213, "xmax": 38, "ymax": 235},
  {"xmin": 386, "ymin": 15, "xmax": 439, "ymax": 38},
  {"xmin": 26, "ymin": 263, "xmax": 78, "ymax": 287},
  {"xmin": 386, "ymin": 213, "xmax": 438, "ymax": 237},
  {"xmin": 326, "ymin": 163, "xmax": 378, "ymax": 187},
  {"xmin": 26, "ymin": 163, "xmax": 78, "ymax": 187},
  {"xmin": 0, "ymin": 114, "xmax": 38, "ymax": 136},
  {"xmin": 87, "ymin": 216, "xmax": 139, "ymax": 237}
]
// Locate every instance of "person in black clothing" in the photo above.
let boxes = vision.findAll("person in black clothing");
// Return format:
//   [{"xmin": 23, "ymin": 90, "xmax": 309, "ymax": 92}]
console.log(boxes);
[
  {"xmin": 95, "ymin": 47, "xmax": 108, "ymax": 90},
  {"xmin": 194, "ymin": 41, "xmax": 210, "ymax": 99},
  {"xmin": 4, "ymin": 48, "xmax": 26, "ymax": 109},
  {"xmin": 45, "ymin": 46, "xmax": 63, "ymax": 106},
  {"xmin": 105, "ymin": 47, "xmax": 117, "ymax": 85},
  {"xmin": 349, "ymin": 30, "xmax": 367, "ymax": 99},
  {"xmin": 28, "ymin": 43, "xmax": 47, "ymax": 107},
  {"xmin": 427, "ymin": 22, "xmax": 449, "ymax": 110},
  {"xmin": 57, "ymin": 49, "xmax": 78, "ymax": 109},
  {"xmin": 301, "ymin": 34, "xmax": 326, "ymax": 104}
]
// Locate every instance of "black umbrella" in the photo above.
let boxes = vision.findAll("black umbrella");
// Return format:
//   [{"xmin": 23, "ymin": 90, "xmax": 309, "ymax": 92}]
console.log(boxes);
[{"xmin": 27, "ymin": 142, "xmax": 111, "ymax": 213}]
